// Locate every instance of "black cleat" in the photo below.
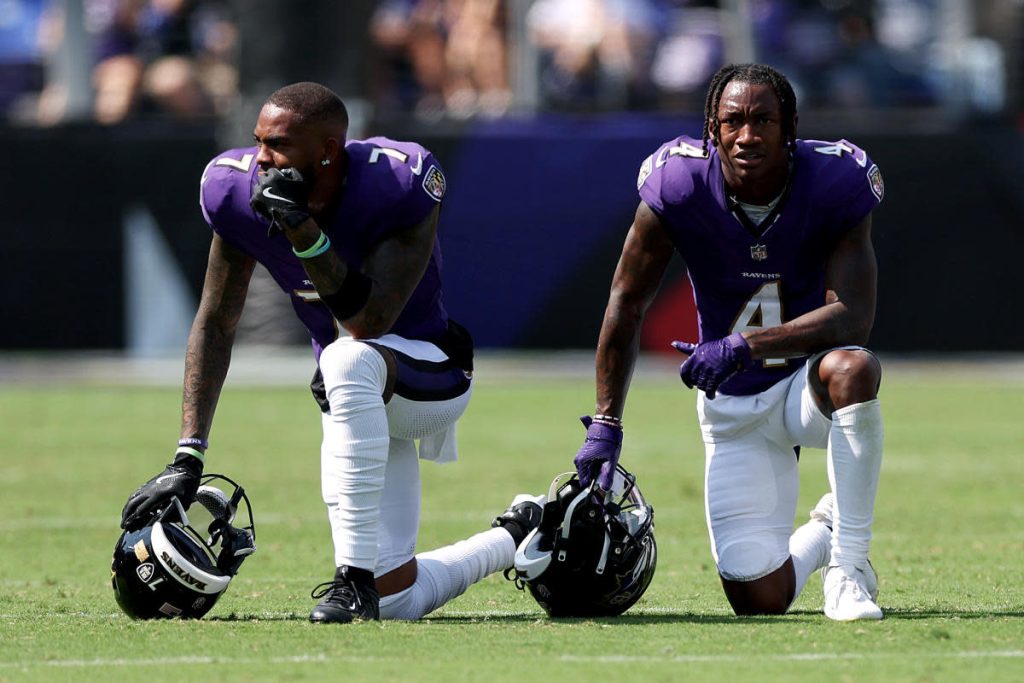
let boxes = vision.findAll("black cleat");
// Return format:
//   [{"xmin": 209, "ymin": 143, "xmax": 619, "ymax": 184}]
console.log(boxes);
[
  {"xmin": 309, "ymin": 565, "xmax": 380, "ymax": 623},
  {"xmin": 491, "ymin": 494, "xmax": 546, "ymax": 547}
]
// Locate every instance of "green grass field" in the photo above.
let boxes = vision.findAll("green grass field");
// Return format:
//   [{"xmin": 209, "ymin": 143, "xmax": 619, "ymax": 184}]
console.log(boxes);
[{"xmin": 1, "ymin": 354, "xmax": 1022, "ymax": 682}]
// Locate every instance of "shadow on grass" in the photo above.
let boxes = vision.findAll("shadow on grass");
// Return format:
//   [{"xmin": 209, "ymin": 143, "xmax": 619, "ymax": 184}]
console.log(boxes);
[
  {"xmin": 870, "ymin": 608, "xmax": 1024, "ymax": 620},
  {"xmin": 429, "ymin": 613, "xmax": 818, "ymax": 625},
  {"xmin": 207, "ymin": 612, "xmax": 309, "ymax": 622},
  {"xmin": 429, "ymin": 608, "xmax": 1024, "ymax": 625},
  {"xmin": 203, "ymin": 608, "xmax": 1024, "ymax": 624}
]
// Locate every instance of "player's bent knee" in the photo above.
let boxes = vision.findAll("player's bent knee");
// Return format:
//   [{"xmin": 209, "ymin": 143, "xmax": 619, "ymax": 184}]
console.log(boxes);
[
  {"xmin": 716, "ymin": 540, "xmax": 786, "ymax": 583},
  {"xmin": 319, "ymin": 340, "xmax": 388, "ymax": 392},
  {"xmin": 722, "ymin": 577, "xmax": 791, "ymax": 616},
  {"xmin": 817, "ymin": 350, "xmax": 881, "ymax": 408},
  {"xmin": 318, "ymin": 340, "xmax": 389, "ymax": 415},
  {"xmin": 717, "ymin": 542, "xmax": 792, "ymax": 616},
  {"xmin": 818, "ymin": 349, "xmax": 881, "ymax": 386}
]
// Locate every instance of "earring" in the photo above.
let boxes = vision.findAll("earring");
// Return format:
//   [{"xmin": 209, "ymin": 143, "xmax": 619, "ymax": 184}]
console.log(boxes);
[{"xmin": 321, "ymin": 159, "xmax": 331, "ymax": 166}]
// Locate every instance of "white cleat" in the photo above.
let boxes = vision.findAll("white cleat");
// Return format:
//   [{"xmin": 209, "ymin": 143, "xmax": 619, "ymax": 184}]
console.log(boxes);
[
  {"xmin": 811, "ymin": 492, "xmax": 880, "ymax": 602},
  {"xmin": 823, "ymin": 564, "xmax": 882, "ymax": 621}
]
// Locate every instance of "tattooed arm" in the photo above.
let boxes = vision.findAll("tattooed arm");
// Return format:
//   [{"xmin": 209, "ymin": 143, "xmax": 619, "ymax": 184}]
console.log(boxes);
[
  {"xmin": 181, "ymin": 233, "xmax": 256, "ymax": 443},
  {"xmin": 593, "ymin": 202, "xmax": 675, "ymax": 419},
  {"xmin": 281, "ymin": 206, "xmax": 439, "ymax": 340}
]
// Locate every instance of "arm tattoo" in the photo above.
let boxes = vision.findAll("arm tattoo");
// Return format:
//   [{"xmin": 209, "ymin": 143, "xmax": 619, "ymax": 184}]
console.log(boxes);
[
  {"xmin": 299, "ymin": 248, "xmax": 351, "ymax": 296},
  {"xmin": 180, "ymin": 239, "xmax": 253, "ymax": 441}
]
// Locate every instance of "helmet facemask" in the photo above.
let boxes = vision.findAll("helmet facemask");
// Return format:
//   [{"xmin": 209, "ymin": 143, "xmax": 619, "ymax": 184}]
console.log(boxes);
[
  {"xmin": 111, "ymin": 474, "xmax": 256, "ymax": 619},
  {"xmin": 511, "ymin": 466, "xmax": 656, "ymax": 617}
]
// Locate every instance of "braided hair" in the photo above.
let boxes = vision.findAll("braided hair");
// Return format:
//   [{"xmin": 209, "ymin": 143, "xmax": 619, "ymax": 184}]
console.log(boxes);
[{"xmin": 701, "ymin": 64, "xmax": 797, "ymax": 155}]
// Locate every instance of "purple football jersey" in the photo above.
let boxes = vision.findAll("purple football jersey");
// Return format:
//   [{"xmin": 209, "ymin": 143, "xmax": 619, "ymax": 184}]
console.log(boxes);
[
  {"xmin": 199, "ymin": 137, "xmax": 449, "ymax": 361},
  {"xmin": 638, "ymin": 136, "xmax": 883, "ymax": 395}
]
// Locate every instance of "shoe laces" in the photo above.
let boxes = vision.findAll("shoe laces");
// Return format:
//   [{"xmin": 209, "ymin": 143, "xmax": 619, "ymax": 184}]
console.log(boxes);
[
  {"xmin": 310, "ymin": 579, "xmax": 359, "ymax": 606},
  {"xmin": 829, "ymin": 572, "xmax": 871, "ymax": 602}
]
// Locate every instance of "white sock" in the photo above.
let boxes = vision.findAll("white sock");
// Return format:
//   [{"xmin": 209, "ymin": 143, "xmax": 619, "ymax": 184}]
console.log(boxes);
[
  {"xmin": 789, "ymin": 519, "xmax": 831, "ymax": 603},
  {"xmin": 379, "ymin": 528, "xmax": 515, "ymax": 620},
  {"xmin": 827, "ymin": 399, "xmax": 884, "ymax": 568},
  {"xmin": 319, "ymin": 341, "xmax": 391, "ymax": 570}
]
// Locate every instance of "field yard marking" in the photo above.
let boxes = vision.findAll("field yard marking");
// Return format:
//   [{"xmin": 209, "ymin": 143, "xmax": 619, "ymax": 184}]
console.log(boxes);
[
  {"xmin": 559, "ymin": 651, "xmax": 1024, "ymax": 663},
  {"xmin": 1, "ymin": 651, "xmax": 1022, "ymax": 669},
  {"xmin": 0, "ymin": 655, "xmax": 335, "ymax": 671}
]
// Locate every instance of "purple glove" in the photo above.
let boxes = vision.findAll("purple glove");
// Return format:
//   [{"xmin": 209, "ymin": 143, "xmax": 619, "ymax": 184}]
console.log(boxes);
[
  {"xmin": 573, "ymin": 416, "xmax": 622, "ymax": 491},
  {"xmin": 671, "ymin": 333, "xmax": 754, "ymax": 399}
]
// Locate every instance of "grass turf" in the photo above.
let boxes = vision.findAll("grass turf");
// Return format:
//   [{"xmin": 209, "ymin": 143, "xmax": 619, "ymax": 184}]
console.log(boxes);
[{"xmin": 0, "ymin": 356, "xmax": 1021, "ymax": 682}]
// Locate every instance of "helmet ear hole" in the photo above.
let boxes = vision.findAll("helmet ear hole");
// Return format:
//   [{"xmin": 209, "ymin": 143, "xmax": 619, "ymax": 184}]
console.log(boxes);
[{"xmin": 512, "ymin": 466, "xmax": 656, "ymax": 617}]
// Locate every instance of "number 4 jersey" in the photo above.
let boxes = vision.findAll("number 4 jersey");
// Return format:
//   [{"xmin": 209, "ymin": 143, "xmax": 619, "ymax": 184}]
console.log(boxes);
[
  {"xmin": 199, "ymin": 137, "xmax": 449, "ymax": 361},
  {"xmin": 638, "ymin": 136, "xmax": 883, "ymax": 396}
]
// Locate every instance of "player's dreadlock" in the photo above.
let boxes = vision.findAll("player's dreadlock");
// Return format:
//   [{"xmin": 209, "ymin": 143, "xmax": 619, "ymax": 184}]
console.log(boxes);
[
  {"xmin": 701, "ymin": 64, "xmax": 797, "ymax": 155},
  {"xmin": 267, "ymin": 82, "xmax": 349, "ymax": 131}
]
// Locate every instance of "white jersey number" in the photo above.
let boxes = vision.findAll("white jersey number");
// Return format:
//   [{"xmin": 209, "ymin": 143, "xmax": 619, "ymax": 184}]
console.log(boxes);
[
  {"xmin": 369, "ymin": 147, "xmax": 409, "ymax": 164},
  {"xmin": 731, "ymin": 281, "xmax": 787, "ymax": 368},
  {"xmin": 809, "ymin": 140, "xmax": 867, "ymax": 168},
  {"xmin": 370, "ymin": 146, "xmax": 425, "ymax": 176},
  {"xmin": 214, "ymin": 153, "xmax": 255, "ymax": 172},
  {"xmin": 655, "ymin": 141, "xmax": 706, "ymax": 168}
]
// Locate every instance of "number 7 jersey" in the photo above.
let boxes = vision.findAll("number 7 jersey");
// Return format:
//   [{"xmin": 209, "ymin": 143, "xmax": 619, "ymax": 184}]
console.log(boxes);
[
  {"xmin": 637, "ymin": 136, "xmax": 884, "ymax": 396},
  {"xmin": 199, "ymin": 137, "xmax": 449, "ymax": 362}
]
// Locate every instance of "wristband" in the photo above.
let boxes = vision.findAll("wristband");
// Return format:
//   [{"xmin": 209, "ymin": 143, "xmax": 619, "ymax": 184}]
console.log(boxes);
[
  {"xmin": 178, "ymin": 437, "xmax": 208, "ymax": 450},
  {"xmin": 593, "ymin": 414, "xmax": 622, "ymax": 424},
  {"xmin": 175, "ymin": 446, "xmax": 206, "ymax": 463},
  {"xmin": 293, "ymin": 232, "xmax": 331, "ymax": 259},
  {"xmin": 320, "ymin": 269, "xmax": 372, "ymax": 321}
]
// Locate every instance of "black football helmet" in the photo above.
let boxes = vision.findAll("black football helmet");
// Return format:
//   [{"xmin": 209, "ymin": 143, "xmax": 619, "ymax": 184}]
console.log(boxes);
[
  {"xmin": 510, "ymin": 465, "xmax": 656, "ymax": 617},
  {"xmin": 111, "ymin": 473, "xmax": 256, "ymax": 619}
]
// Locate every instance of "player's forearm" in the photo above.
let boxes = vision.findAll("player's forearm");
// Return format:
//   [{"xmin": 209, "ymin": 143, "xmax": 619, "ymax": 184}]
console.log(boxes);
[
  {"xmin": 284, "ymin": 219, "xmax": 394, "ymax": 337},
  {"xmin": 745, "ymin": 300, "xmax": 873, "ymax": 359},
  {"xmin": 180, "ymin": 320, "xmax": 236, "ymax": 442},
  {"xmin": 284, "ymin": 219, "xmax": 352, "ymax": 293},
  {"xmin": 594, "ymin": 295, "xmax": 645, "ymax": 418}
]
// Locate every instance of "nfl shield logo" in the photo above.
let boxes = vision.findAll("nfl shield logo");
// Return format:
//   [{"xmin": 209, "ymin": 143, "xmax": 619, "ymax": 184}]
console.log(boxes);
[
  {"xmin": 750, "ymin": 244, "xmax": 768, "ymax": 261},
  {"xmin": 136, "ymin": 562, "xmax": 155, "ymax": 582}
]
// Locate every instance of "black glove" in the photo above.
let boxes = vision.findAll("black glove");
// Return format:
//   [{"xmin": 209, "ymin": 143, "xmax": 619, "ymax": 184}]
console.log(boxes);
[
  {"xmin": 120, "ymin": 452, "xmax": 204, "ymax": 530},
  {"xmin": 249, "ymin": 167, "xmax": 311, "ymax": 236}
]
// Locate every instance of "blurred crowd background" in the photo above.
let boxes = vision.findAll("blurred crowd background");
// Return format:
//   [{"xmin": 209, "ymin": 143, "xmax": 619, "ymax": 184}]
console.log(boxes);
[
  {"xmin": 2, "ymin": 0, "xmax": 1020, "ymax": 129},
  {"xmin": 4, "ymin": 0, "xmax": 1024, "ymax": 356}
]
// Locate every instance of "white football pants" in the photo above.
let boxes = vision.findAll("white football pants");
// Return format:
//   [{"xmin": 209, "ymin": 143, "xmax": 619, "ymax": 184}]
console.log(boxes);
[
  {"xmin": 698, "ymin": 347, "xmax": 883, "ymax": 593},
  {"xmin": 318, "ymin": 335, "xmax": 472, "ymax": 574}
]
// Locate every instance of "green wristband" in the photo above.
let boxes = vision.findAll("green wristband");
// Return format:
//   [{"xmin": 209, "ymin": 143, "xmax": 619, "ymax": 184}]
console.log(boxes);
[
  {"xmin": 293, "ymin": 232, "xmax": 331, "ymax": 259},
  {"xmin": 175, "ymin": 446, "xmax": 205, "ymax": 463}
]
